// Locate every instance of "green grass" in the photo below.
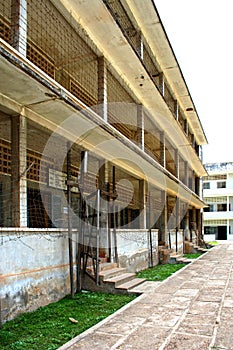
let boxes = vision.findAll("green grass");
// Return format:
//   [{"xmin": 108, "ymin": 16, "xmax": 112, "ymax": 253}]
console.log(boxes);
[
  {"xmin": 0, "ymin": 292, "xmax": 136, "ymax": 350},
  {"xmin": 183, "ymin": 253, "xmax": 202, "ymax": 259},
  {"xmin": 208, "ymin": 241, "xmax": 219, "ymax": 245},
  {"xmin": 136, "ymin": 263, "xmax": 186, "ymax": 281}
]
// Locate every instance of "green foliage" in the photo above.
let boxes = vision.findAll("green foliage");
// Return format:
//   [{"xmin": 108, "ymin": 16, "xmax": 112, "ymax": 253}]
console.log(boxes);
[
  {"xmin": 136, "ymin": 263, "xmax": 186, "ymax": 281},
  {"xmin": 0, "ymin": 292, "xmax": 135, "ymax": 350},
  {"xmin": 183, "ymin": 253, "xmax": 202, "ymax": 259}
]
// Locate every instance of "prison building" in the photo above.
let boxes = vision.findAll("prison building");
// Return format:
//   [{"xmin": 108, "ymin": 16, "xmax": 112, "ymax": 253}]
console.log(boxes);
[
  {"xmin": 203, "ymin": 162, "xmax": 233, "ymax": 241},
  {"xmin": 0, "ymin": 0, "xmax": 207, "ymax": 320}
]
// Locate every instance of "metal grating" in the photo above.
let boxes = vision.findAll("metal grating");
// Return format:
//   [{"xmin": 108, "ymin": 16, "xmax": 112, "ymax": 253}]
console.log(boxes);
[
  {"xmin": 164, "ymin": 82, "xmax": 176, "ymax": 117},
  {"xmin": 107, "ymin": 70, "xmax": 138, "ymax": 142},
  {"xmin": 165, "ymin": 139, "xmax": 176, "ymax": 176},
  {"xmin": 27, "ymin": 0, "xmax": 98, "ymax": 107},
  {"xmin": 0, "ymin": 0, "xmax": 11, "ymax": 45},
  {"xmin": 0, "ymin": 139, "xmax": 11, "ymax": 175},
  {"xmin": 143, "ymin": 41, "xmax": 160, "ymax": 89},
  {"xmin": 144, "ymin": 113, "xmax": 161, "ymax": 165}
]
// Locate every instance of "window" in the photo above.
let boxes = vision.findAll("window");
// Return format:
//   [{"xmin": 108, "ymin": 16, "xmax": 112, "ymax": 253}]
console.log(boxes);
[
  {"xmin": 204, "ymin": 226, "xmax": 217, "ymax": 235},
  {"xmin": 217, "ymin": 181, "xmax": 226, "ymax": 188},
  {"xmin": 217, "ymin": 203, "xmax": 227, "ymax": 212},
  {"xmin": 204, "ymin": 204, "xmax": 214, "ymax": 212},
  {"xmin": 203, "ymin": 182, "xmax": 210, "ymax": 189}
]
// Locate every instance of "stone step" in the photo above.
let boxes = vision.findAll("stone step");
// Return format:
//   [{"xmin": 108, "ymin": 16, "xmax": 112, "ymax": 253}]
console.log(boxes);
[
  {"xmin": 100, "ymin": 267, "xmax": 127, "ymax": 281},
  {"xmin": 116, "ymin": 278, "xmax": 146, "ymax": 292},
  {"xmin": 99, "ymin": 262, "xmax": 118, "ymax": 271},
  {"xmin": 104, "ymin": 272, "xmax": 136, "ymax": 287},
  {"xmin": 176, "ymin": 257, "xmax": 192, "ymax": 263}
]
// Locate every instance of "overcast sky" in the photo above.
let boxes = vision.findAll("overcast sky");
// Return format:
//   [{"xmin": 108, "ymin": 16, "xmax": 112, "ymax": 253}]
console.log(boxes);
[{"xmin": 155, "ymin": 1, "xmax": 233, "ymax": 164}]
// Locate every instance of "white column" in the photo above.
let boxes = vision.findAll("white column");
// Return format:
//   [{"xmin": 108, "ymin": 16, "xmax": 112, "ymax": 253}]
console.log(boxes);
[
  {"xmin": 11, "ymin": 115, "xmax": 27, "ymax": 227},
  {"xmin": 139, "ymin": 179, "xmax": 146, "ymax": 229},
  {"xmin": 11, "ymin": 0, "xmax": 27, "ymax": 56},
  {"xmin": 137, "ymin": 104, "xmax": 144, "ymax": 151},
  {"xmin": 98, "ymin": 56, "xmax": 108, "ymax": 121}
]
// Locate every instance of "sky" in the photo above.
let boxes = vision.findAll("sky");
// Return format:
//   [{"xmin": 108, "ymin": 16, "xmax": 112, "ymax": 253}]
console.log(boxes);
[{"xmin": 154, "ymin": 0, "xmax": 233, "ymax": 164}]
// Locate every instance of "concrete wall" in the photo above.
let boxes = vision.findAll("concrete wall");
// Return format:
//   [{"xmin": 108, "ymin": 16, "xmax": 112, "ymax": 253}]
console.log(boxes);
[
  {"xmin": 114, "ymin": 229, "xmax": 159, "ymax": 272},
  {"xmin": 169, "ymin": 230, "xmax": 184, "ymax": 254},
  {"xmin": 0, "ymin": 228, "xmax": 159, "ymax": 322},
  {"xmin": 0, "ymin": 229, "xmax": 78, "ymax": 322}
]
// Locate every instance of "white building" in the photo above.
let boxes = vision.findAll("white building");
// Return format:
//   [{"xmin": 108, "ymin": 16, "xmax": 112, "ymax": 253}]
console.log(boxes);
[{"xmin": 203, "ymin": 162, "xmax": 233, "ymax": 241}]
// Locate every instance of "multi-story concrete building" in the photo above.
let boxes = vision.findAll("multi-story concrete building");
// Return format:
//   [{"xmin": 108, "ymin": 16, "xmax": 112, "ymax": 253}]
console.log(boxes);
[
  {"xmin": 203, "ymin": 162, "xmax": 233, "ymax": 241},
  {"xmin": 0, "ymin": 0, "xmax": 207, "ymax": 320}
]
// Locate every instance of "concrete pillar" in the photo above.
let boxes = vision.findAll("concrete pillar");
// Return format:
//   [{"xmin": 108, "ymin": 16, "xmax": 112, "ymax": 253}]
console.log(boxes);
[
  {"xmin": 11, "ymin": 0, "xmax": 27, "ymax": 56},
  {"xmin": 11, "ymin": 115, "xmax": 27, "ymax": 227},
  {"xmin": 184, "ymin": 161, "xmax": 188, "ymax": 186},
  {"xmin": 160, "ymin": 191, "xmax": 168, "ymax": 245},
  {"xmin": 98, "ymin": 56, "xmax": 108, "ymax": 121},
  {"xmin": 175, "ymin": 100, "xmax": 179, "ymax": 120},
  {"xmin": 136, "ymin": 104, "xmax": 144, "ymax": 151},
  {"xmin": 139, "ymin": 179, "xmax": 147, "ymax": 229},
  {"xmin": 176, "ymin": 198, "xmax": 180, "ymax": 230},
  {"xmin": 138, "ymin": 32, "xmax": 143, "ymax": 59},
  {"xmin": 184, "ymin": 210, "xmax": 190, "ymax": 241},
  {"xmin": 160, "ymin": 131, "xmax": 165, "ymax": 167},
  {"xmin": 175, "ymin": 149, "xmax": 179, "ymax": 180}
]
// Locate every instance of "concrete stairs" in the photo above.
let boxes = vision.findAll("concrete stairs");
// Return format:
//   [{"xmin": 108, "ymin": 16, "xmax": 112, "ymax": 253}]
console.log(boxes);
[
  {"xmin": 99, "ymin": 264, "xmax": 146, "ymax": 294},
  {"xmin": 84, "ymin": 261, "xmax": 146, "ymax": 295},
  {"xmin": 169, "ymin": 253, "xmax": 193, "ymax": 264}
]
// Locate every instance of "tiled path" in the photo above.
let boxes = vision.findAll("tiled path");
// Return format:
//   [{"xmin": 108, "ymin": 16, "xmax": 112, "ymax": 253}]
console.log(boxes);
[{"xmin": 58, "ymin": 243, "xmax": 233, "ymax": 350}]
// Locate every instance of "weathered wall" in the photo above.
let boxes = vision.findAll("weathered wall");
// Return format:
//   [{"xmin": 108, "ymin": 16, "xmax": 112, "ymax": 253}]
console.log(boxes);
[
  {"xmin": 169, "ymin": 230, "xmax": 184, "ymax": 254},
  {"xmin": 0, "ymin": 229, "xmax": 78, "ymax": 322},
  {"xmin": 114, "ymin": 229, "xmax": 159, "ymax": 272}
]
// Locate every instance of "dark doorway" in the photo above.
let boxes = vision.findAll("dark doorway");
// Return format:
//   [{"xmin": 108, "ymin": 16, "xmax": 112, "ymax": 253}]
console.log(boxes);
[{"xmin": 217, "ymin": 226, "xmax": 227, "ymax": 240}]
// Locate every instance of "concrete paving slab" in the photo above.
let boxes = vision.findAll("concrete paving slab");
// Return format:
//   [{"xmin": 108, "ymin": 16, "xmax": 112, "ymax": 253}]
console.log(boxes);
[{"xmin": 58, "ymin": 243, "xmax": 233, "ymax": 350}]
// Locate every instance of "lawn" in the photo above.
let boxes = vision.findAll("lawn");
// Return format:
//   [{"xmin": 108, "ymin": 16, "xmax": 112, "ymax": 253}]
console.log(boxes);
[
  {"xmin": 183, "ymin": 253, "xmax": 202, "ymax": 259},
  {"xmin": 0, "ymin": 292, "xmax": 136, "ymax": 350},
  {"xmin": 136, "ymin": 263, "xmax": 186, "ymax": 281}
]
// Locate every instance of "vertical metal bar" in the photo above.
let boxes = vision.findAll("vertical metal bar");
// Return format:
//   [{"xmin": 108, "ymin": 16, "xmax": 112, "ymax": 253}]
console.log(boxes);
[
  {"xmin": 96, "ymin": 189, "xmax": 100, "ymax": 285},
  {"xmin": 112, "ymin": 166, "xmax": 118, "ymax": 265},
  {"xmin": 67, "ymin": 142, "xmax": 74, "ymax": 298}
]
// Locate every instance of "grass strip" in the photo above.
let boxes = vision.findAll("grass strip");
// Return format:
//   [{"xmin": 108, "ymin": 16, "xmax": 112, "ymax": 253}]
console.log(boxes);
[
  {"xmin": 0, "ymin": 292, "xmax": 136, "ymax": 350},
  {"xmin": 136, "ymin": 263, "xmax": 186, "ymax": 281}
]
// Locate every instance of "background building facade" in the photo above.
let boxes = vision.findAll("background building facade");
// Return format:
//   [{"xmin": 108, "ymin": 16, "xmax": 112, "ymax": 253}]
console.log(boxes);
[{"xmin": 203, "ymin": 162, "xmax": 233, "ymax": 241}]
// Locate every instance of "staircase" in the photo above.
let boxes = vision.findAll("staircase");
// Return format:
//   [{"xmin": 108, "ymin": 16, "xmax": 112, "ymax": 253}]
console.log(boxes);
[{"xmin": 83, "ymin": 261, "xmax": 146, "ymax": 295}]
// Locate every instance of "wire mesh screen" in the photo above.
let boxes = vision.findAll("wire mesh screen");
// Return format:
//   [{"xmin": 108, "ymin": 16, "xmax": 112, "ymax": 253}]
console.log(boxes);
[
  {"xmin": 144, "ymin": 113, "xmax": 161, "ymax": 165},
  {"xmin": 27, "ymin": 0, "xmax": 98, "ymax": 106},
  {"xmin": 143, "ymin": 41, "xmax": 160, "ymax": 90},
  {"xmin": 107, "ymin": 70, "xmax": 138, "ymax": 143},
  {"xmin": 164, "ymin": 82, "xmax": 176, "ymax": 117},
  {"xmin": 165, "ymin": 138, "xmax": 176, "ymax": 176},
  {"xmin": 0, "ymin": 0, "xmax": 11, "ymax": 44}
]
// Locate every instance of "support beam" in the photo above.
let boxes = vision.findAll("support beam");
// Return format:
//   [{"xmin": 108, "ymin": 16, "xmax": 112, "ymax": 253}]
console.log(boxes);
[
  {"xmin": 11, "ymin": 115, "xmax": 27, "ymax": 227},
  {"xmin": 11, "ymin": 0, "xmax": 27, "ymax": 56}
]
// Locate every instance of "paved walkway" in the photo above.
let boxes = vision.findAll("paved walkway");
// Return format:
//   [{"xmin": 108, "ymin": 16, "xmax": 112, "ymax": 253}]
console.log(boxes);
[{"xmin": 58, "ymin": 243, "xmax": 233, "ymax": 350}]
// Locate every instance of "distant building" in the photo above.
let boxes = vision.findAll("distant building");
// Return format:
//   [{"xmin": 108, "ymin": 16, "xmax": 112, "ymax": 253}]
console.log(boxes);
[{"xmin": 203, "ymin": 162, "xmax": 233, "ymax": 241}]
